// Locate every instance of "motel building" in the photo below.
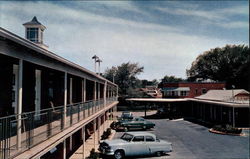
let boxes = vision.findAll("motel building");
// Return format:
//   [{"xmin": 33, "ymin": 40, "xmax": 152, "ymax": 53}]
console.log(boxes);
[
  {"xmin": 128, "ymin": 90, "xmax": 249, "ymax": 128},
  {"xmin": 0, "ymin": 17, "xmax": 118, "ymax": 159}
]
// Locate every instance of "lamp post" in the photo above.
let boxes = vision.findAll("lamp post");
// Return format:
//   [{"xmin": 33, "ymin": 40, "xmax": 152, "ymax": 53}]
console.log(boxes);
[
  {"xmin": 96, "ymin": 58, "xmax": 102, "ymax": 75},
  {"xmin": 92, "ymin": 55, "xmax": 99, "ymax": 73},
  {"xmin": 232, "ymin": 85, "xmax": 235, "ymax": 102}
]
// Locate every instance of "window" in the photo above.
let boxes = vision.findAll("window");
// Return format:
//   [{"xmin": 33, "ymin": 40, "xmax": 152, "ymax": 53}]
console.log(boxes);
[
  {"xmin": 121, "ymin": 134, "xmax": 133, "ymax": 142},
  {"xmin": 146, "ymin": 136, "xmax": 155, "ymax": 142},
  {"xmin": 180, "ymin": 91, "xmax": 189, "ymax": 96},
  {"xmin": 27, "ymin": 28, "xmax": 38, "ymax": 42},
  {"xmin": 132, "ymin": 136, "xmax": 144, "ymax": 142},
  {"xmin": 171, "ymin": 91, "xmax": 175, "ymax": 96}
]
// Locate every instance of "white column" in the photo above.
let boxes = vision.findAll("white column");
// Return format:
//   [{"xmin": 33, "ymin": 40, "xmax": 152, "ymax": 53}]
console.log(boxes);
[
  {"xmin": 63, "ymin": 140, "xmax": 66, "ymax": 159},
  {"xmin": 83, "ymin": 78, "xmax": 86, "ymax": 102},
  {"xmin": 97, "ymin": 117, "xmax": 100, "ymax": 141},
  {"xmin": 82, "ymin": 126, "xmax": 86, "ymax": 159},
  {"xmin": 82, "ymin": 79, "xmax": 84, "ymax": 102},
  {"xmin": 17, "ymin": 59, "xmax": 23, "ymax": 150},
  {"xmin": 98, "ymin": 83, "xmax": 100, "ymax": 110},
  {"xmin": 64, "ymin": 72, "xmax": 67, "ymax": 127},
  {"xmin": 69, "ymin": 135, "xmax": 72, "ymax": 151},
  {"xmin": 103, "ymin": 115, "xmax": 105, "ymax": 133},
  {"xmin": 104, "ymin": 81, "xmax": 107, "ymax": 106},
  {"xmin": 70, "ymin": 77, "xmax": 73, "ymax": 104},
  {"xmin": 94, "ymin": 81, "xmax": 97, "ymax": 100},
  {"xmin": 116, "ymin": 85, "xmax": 118, "ymax": 100},
  {"xmin": 93, "ymin": 119, "xmax": 97, "ymax": 150},
  {"xmin": 94, "ymin": 81, "xmax": 97, "ymax": 113}
]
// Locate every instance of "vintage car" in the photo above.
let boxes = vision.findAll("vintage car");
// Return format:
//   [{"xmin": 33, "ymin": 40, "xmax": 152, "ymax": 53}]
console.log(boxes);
[
  {"xmin": 116, "ymin": 117, "xmax": 155, "ymax": 131},
  {"xmin": 118, "ymin": 111, "xmax": 133, "ymax": 120},
  {"xmin": 99, "ymin": 132, "xmax": 172, "ymax": 159}
]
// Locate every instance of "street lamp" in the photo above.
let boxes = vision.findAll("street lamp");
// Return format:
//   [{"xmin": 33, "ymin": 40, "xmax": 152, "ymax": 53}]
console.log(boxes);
[
  {"xmin": 92, "ymin": 55, "xmax": 99, "ymax": 73},
  {"xmin": 232, "ymin": 85, "xmax": 235, "ymax": 102},
  {"xmin": 96, "ymin": 58, "xmax": 102, "ymax": 75}
]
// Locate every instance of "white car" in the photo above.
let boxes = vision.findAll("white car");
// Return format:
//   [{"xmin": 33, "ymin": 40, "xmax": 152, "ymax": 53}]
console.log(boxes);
[{"xmin": 99, "ymin": 132, "xmax": 172, "ymax": 159}]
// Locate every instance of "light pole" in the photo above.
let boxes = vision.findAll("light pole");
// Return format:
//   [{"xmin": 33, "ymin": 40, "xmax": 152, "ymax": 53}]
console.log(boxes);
[
  {"xmin": 92, "ymin": 55, "xmax": 99, "ymax": 73},
  {"xmin": 96, "ymin": 58, "xmax": 102, "ymax": 75},
  {"xmin": 232, "ymin": 85, "xmax": 235, "ymax": 102}
]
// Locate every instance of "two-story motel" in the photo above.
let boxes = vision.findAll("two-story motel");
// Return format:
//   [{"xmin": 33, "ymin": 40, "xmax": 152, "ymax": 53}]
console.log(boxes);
[{"xmin": 0, "ymin": 17, "xmax": 118, "ymax": 159}]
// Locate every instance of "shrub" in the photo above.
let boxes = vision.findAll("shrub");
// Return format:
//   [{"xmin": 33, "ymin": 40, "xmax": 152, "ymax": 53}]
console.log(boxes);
[
  {"xmin": 87, "ymin": 148, "xmax": 99, "ymax": 159},
  {"xmin": 213, "ymin": 124, "xmax": 242, "ymax": 134},
  {"xmin": 101, "ymin": 128, "xmax": 112, "ymax": 140}
]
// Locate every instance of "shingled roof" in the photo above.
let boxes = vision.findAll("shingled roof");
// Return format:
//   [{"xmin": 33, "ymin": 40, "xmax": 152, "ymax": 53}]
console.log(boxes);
[
  {"xmin": 195, "ymin": 89, "xmax": 249, "ymax": 102},
  {"xmin": 23, "ymin": 16, "xmax": 42, "ymax": 26}
]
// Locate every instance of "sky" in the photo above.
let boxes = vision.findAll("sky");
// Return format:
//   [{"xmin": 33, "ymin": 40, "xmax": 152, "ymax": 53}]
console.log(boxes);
[{"xmin": 0, "ymin": 1, "xmax": 249, "ymax": 81}]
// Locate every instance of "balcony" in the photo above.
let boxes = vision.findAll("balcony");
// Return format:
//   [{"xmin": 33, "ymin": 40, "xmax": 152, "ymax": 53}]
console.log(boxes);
[{"xmin": 0, "ymin": 97, "xmax": 117, "ymax": 159}]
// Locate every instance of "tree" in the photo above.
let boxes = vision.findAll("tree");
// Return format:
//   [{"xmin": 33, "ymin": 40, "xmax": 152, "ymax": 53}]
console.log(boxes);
[
  {"xmin": 186, "ymin": 44, "xmax": 250, "ymax": 91},
  {"xmin": 104, "ymin": 62, "xmax": 144, "ymax": 95},
  {"xmin": 161, "ymin": 75, "xmax": 185, "ymax": 83},
  {"xmin": 140, "ymin": 79, "xmax": 159, "ymax": 88},
  {"xmin": 158, "ymin": 75, "xmax": 185, "ymax": 88}
]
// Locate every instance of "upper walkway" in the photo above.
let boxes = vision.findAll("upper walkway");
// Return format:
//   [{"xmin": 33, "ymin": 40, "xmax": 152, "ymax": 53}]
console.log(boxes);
[{"xmin": 0, "ymin": 97, "xmax": 117, "ymax": 159}]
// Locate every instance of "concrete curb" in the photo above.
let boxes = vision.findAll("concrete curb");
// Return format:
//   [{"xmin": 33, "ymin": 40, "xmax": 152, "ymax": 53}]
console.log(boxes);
[{"xmin": 209, "ymin": 128, "xmax": 243, "ymax": 136}]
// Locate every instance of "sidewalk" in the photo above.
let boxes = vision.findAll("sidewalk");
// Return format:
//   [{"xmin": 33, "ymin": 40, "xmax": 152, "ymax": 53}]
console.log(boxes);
[{"xmin": 70, "ymin": 120, "xmax": 116, "ymax": 159}]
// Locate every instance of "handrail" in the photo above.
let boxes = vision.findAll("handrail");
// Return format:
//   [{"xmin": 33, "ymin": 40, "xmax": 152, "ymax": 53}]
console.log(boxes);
[{"xmin": 0, "ymin": 98, "xmax": 117, "ymax": 159}]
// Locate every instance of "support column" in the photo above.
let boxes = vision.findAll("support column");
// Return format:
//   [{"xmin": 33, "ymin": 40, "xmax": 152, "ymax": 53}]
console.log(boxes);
[
  {"xmin": 104, "ymin": 81, "xmax": 107, "ymax": 106},
  {"xmin": 63, "ymin": 140, "xmax": 66, "ymax": 159},
  {"xmin": 94, "ymin": 81, "xmax": 96, "ymax": 113},
  {"xmin": 17, "ymin": 59, "xmax": 23, "ymax": 150},
  {"xmin": 69, "ymin": 77, "xmax": 73, "ymax": 104},
  {"xmin": 232, "ymin": 107, "xmax": 235, "ymax": 127},
  {"xmin": 83, "ymin": 78, "xmax": 86, "ymax": 102},
  {"xmin": 82, "ymin": 79, "xmax": 86, "ymax": 119},
  {"xmin": 116, "ymin": 85, "xmax": 118, "ymax": 100},
  {"xmin": 102, "ymin": 115, "xmax": 105, "ymax": 133},
  {"xmin": 69, "ymin": 136, "xmax": 72, "ymax": 151},
  {"xmin": 82, "ymin": 126, "xmax": 86, "ymax": 159},
  {"xmin": 97, "ymin": 117, "xmax": 100, "ymax": 141},
  {"xmin": 93, "ymin": 119, "xmax": 97, "ymax": 150},
  {"xmin": 64, "ymin": 72, "xmax": 67, "ymax": 128},
  {"xmin": 98, "ymin": 83, "xmax": 100, "ymax": 110}
]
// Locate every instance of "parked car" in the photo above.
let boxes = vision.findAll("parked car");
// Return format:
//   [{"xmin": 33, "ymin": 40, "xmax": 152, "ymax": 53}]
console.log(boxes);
[
  {"xmin": 99, "ymin": 132, "xmax": 172, "ymax": 159},
  {"xmin": 116, "ymin": 117, "xmax": 155, "ymax": 131},
  {"xmin": 119, "ymin": 111, "xmax": 133, "ymax": 120}
]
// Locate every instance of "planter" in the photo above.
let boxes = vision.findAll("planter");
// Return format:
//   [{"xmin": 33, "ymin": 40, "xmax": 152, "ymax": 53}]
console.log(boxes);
[{"xmin": 209, "ymin": 128, "xmax": 243, "ymax": 136}]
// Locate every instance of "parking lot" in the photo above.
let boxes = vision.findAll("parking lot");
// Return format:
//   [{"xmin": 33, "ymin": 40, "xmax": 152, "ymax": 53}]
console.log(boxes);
[{"xmin": 113, "ymin": 111, "xmax": 249, "ymax": 159}]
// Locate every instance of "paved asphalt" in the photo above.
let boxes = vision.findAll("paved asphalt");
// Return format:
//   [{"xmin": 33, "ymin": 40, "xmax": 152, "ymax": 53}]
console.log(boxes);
[{"xmin": 113, "ymin": 113, "xmax": 249, "ymax": 159}]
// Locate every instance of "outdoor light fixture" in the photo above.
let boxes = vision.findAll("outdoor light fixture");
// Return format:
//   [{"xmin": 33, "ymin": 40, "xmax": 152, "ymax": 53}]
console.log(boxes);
[
  {"xmin": 96, "ymin": 58, "xmax": 102, "ymax": 75},
  {"xmin": 232, "ymin": 85, "xmax": 235, "ymax": 102},
  {"xmin": 92, "ymin": 55, "xmax": 99, "ymax": 73}
]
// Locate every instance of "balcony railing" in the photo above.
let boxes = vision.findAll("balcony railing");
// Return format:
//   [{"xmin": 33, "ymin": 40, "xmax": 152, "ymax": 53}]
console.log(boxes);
[{"xmin": 0, "ymin": 97, "xmax": 117, "ymax": 159}]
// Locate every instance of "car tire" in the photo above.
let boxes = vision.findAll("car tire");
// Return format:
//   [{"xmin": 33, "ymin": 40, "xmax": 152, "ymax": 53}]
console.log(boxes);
[
  {"xmin": 155, "ymin": 151, "xmax": 162, "ymax": 157},
  {"xmin": 114, "ymin": 150, "xmax": 124, "ymax": 159}
]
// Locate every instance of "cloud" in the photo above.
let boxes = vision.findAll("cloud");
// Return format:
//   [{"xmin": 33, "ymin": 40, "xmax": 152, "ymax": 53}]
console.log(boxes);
[
  {"xmin": 0, "ymin": 1, "xmax": 248, "ymax": 80},
  {"xmin": 155, "ymin": 4, "xmax": 249, "ymax": 29}
]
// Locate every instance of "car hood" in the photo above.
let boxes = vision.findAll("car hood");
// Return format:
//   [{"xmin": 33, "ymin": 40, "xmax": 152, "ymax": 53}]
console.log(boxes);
[{"xmin": 103, "ymin": 139, "xmax": 128, "ymax": 146}]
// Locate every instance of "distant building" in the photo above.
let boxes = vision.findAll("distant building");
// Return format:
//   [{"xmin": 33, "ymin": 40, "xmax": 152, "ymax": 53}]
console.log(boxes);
[
  {"xmin": 161, "ymin": 82, "xmax": 226, "ymax": 98},
  {"xmin": 196, "ymin": 89, "xmax": 249, "ymax": 103},
  {"xmin": 140, "ymin": 86, "xmax": 162, "ymax": 98}
]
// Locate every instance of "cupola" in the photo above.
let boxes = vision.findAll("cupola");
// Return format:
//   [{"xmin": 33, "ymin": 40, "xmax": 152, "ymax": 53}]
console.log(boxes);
[{"xmin": 23, "ymin": 16, "xmax": 48, "ymax": 49}]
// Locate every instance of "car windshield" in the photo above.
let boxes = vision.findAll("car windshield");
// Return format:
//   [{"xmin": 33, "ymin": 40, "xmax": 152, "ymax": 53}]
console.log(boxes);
[{"xmin": 121, "ymin": 133, "xmax": 133, "ymax": 142}]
